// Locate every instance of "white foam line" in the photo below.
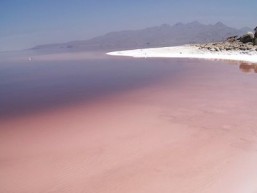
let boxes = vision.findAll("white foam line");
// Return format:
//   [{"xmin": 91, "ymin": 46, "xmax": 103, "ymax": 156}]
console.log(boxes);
[{"xmin": 107, "ymin": 45, "xmax": 257, "ymax": 64}]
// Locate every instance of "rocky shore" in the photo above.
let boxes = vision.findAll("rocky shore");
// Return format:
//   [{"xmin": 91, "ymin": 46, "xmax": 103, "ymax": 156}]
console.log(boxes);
[
  {"xmin": 196, "ymin": 40, "xmax": 257, "ymax": 53},
  {"xmin": 107, "ymin": 27, "xmax": 257, "ymax": 66},
  {"xmin": 196, "ymin": 27, "xmax": 257, "ymax": 53}
]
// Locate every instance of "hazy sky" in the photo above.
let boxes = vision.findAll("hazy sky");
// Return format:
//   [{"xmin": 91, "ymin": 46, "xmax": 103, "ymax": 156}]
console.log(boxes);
[{"xmin": 1, "ymin": 0, "xmax": 257, "ymax": 51}]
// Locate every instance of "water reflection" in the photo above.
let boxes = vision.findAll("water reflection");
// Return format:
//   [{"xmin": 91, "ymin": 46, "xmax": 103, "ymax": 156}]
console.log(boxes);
[
  {"xmin": 205, "ymin": 59, "xmax": 257, "ymax": 74},
  {"xmin": 239, "ymin": 63, "xmax": 257, "ymax": 73}
]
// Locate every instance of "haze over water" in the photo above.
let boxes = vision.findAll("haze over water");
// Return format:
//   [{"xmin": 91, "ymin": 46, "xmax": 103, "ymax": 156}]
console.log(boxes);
[{"xmin": 1, "ymin": 52, "xmax": 257, "ymax": 193}]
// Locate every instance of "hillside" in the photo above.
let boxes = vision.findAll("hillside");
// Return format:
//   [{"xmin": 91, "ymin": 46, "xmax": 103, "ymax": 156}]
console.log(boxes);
[{"xmin": 32, "ymin": 22, "xmax": 251, "ymax": 52}]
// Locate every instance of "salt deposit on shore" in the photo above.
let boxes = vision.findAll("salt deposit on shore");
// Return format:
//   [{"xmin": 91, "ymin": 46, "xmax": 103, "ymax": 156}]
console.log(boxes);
[{"xmin": 107, "ymin": 45, "xmax": 257, "ymax": 64}]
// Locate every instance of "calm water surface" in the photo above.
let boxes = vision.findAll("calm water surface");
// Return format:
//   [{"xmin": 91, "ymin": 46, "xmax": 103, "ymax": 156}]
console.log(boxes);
[
  {"xmin": 0, "ymin": 54, "xmax": 189, "ymax": 119},
  {"xmin": 0, "ymin": 52, "xmax": 256, "ymax": 120},
  {"xmin": 1, "ymin": 52, "xmax": 257, "ymax": 193}
]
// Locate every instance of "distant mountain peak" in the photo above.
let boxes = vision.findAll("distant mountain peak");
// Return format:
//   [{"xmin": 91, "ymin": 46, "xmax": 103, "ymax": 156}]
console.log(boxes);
[
  {"xmin": 31, "ymin": 21, "xmax": 250, "ymax": 52},
  {"xmin": 214, "ymin": 21, "xmax": 226, "ymax": 27}
]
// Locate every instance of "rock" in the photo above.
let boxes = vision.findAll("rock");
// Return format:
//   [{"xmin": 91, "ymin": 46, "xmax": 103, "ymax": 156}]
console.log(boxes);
[
  {"xmin": 246, "ymin": 42, "xmax": 253, "ymax": 46},
  {"xmin": 239, "ymin": 47, "xmax": 246, "ymax": 51},
  {"xmin": 254, "ymin": 38, "xmax": 257, "ymax": 46},
  {"xmin": 194, "ymin": 30, "xmax": 257, "ymax": 53},
  {"xmin": 226, "ymin": 35, "xmax": 238, "ymax": 42},
  {"xmin": 215, "ymin": 47, "xmax": 220, "ymax": 51},
  {"xmin": 239, "ymin": 32, "xmax": 254, "ymax": 43}
]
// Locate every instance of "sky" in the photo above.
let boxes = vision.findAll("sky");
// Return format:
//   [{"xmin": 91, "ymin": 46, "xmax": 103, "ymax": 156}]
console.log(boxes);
[{"xmin": 1, "ymin": 0, "xmax": 257, "ymax": 51}]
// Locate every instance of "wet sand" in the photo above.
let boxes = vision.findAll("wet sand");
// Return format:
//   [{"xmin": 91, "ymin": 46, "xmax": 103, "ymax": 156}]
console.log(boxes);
[{"xmin": 1, "ymin": 56, "xmax": 257, "ymax": 193}]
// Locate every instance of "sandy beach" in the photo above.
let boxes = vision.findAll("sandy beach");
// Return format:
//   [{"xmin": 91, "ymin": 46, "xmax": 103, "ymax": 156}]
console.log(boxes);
[
  {"xmin": 1, "ymin": 57, "xmax": 257, "ymax": 193},
  {"xmin": 107, "ymin": 45, "xmax": 257, "ymax": 64}
]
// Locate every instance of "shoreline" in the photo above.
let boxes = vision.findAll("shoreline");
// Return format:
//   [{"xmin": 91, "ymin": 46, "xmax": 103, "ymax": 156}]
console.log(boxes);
[{"xmin": 107, "ymin": 45, "xmax": 257, "ymax": 64}]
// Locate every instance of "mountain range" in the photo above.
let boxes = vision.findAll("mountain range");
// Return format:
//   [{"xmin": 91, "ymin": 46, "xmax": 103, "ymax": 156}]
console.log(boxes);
[{"xmin": 32, "ymin": 21, "xmax": 251, "ymax": 52}]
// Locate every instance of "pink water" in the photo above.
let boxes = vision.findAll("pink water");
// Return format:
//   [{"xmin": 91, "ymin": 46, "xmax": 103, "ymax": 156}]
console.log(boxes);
[{"xmin": 1, "ymin": 55, "xmax": 257, "ymax": 193}]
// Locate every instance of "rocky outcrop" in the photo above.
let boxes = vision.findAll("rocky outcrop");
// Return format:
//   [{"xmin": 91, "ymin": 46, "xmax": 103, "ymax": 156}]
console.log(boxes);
[
  {"xmin": 196, "ymin": 27, "xmax": 257, "ymax": 52},
  {"xmin": 254, "ymin": 26, "xmax": 257, "ymax": 45},
  {"xmin": 196, "ymin": 41, "xmax": 257, "ymax": 52},
  {"xmin": 239, "ymin": 32, "xmax": 254, "ymax": 43}
]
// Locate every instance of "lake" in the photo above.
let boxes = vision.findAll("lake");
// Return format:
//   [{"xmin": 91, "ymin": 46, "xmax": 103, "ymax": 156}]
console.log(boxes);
[{"xmin": 1, "ymin": 52, "xmax": 257, "ymax": 193}]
